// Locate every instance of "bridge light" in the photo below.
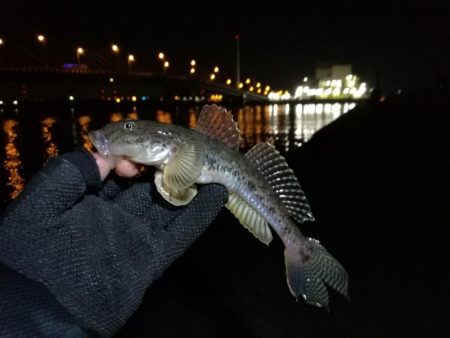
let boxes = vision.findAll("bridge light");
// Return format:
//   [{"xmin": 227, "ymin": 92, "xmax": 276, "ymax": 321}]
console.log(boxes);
[
  {"xmin": 111, "ymin": 44, "xmax": 119, "ymax": 53},
  {"xmin": 37, "ymin": 34, "xmax": 46, "ymax": 44}
]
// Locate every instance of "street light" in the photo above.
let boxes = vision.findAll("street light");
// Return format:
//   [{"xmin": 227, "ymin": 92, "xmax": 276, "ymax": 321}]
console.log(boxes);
[
  {"xmin": 163, "ymin": 60, "xmax": 169, "ymax": 74},
  {"xmin": 158, "ymin": 52, "xmax": 165, "ymax": 60},
  {"xmin": 111, "ymin": 43, "xmax": 120, "ymax": 72},
  {"xmin": 128, "ymin": 54, "xmax": 135, "ymax": 71},
  {"xmin": 37, "ymin": 34, "xmax": 46, "ymax": 44},
  {"xmin": 213, "ymin": 66, "xmax": 219, "ymax": 73},
  {"xmin": 210, "ymin": 73, "xmax": 216, "ymax": 81},
  {"xmin": 189, "ymin": 59, "xmax": 196, "ymax": 76},
  {"xmin": 76, "ymin": 47, "xmax": 84, "ymax": 66},
  {"xmin": 37, "ymin": 34, "xmax": 48, "ymax": 67}
]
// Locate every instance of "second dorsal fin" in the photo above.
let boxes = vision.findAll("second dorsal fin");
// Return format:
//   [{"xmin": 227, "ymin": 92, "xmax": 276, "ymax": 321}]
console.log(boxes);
[
  {"xmin": 195, "ymin": 104, "xmax": 241, "ymax": 149},
  {"xmin": 244, "ymin": 143, "xmax": 315, "ymax": 223}
]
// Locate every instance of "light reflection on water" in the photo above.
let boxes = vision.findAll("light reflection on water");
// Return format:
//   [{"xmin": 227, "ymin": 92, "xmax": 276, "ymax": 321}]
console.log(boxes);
[
  {"xmin": 0, "ymin": 102, "xmax": 356, "ymax": 208},
  {"xmin": 2, "ymin": 119, "xmax": 25, "ymax": 199}
]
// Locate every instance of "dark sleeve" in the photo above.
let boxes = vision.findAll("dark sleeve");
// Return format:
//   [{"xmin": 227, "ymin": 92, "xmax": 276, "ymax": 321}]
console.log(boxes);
[
  {"xmin": 0, "ymin": 148, "xmax": 228, "ymax": 337},
  {"xmin": 0, "ymin": 148, "xmax": 101, "ymax": 337}
]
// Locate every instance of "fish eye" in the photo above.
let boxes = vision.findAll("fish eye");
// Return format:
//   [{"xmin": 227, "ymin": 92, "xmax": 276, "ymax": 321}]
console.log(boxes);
[{"xmin": 123, "ymin": 121, "xmax": 135, "ymax": 131}]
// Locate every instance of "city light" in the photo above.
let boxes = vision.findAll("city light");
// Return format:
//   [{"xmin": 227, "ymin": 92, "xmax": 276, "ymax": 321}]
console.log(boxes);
[
  {"xmin": 128, "ymin": 54, "xmax": 135, "ymax": 71},
  {"xmin": 0, "ymin": 38, "xmax": 4, "ymax": 46},
  {"xmin": 226, "ymin": 78, "xmax": 232, "ymax": 85},
  {"xmin": 245, "ymin": 78, "xmax": 251, "ymax": 84},
  {"xmin": 210, "ymin": 73, "xmax": 216, "ymax": 81},
  {"xmin": 190, "ymin": 59, "xmax": 196, "ymax": 66},
  {"xmin": 294, "ymin": 73, "xmax": 368, "ymax": 100},
  {"xmin": 37, "ymin": 34, "xmax": 46, "ymax": 43},
  {"xmin": 190, "ymin": 67, "xmax": 196, "ymax": 74},
  {"xmin": 213, "ymin": 66, "xmax": 219, "ymax": 73},
  {"xmin": 111, "ymin": 44, "xmax": 119, "ymax": 53},
  {"xmin": 76, "ymin": 47, "xmax": 84, "ymax": 65},
  {"xmin": 158, "ymin": 52, "xmax": 165, "ymax": 60}
]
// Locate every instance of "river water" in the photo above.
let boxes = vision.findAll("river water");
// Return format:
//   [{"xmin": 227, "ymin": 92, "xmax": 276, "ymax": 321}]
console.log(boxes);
[{"xmin": 0, "ymin": 101, "xmax": 356, "ymax": 210}]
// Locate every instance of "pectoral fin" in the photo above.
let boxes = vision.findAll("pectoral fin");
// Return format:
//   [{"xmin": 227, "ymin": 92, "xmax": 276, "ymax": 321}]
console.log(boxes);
[
  {"xmin": 163, "ymin": 139, "xmax": 206, "ymax": 190},
  {"xmin": 155, "ymin": 171, "xmax": 197, "ymax": 206}
]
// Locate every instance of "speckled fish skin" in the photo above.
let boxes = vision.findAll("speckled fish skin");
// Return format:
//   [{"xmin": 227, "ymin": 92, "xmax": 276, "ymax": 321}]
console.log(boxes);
[{"xmin": 88, "ymin": 118, "xmax": 349, "ymax": 309}]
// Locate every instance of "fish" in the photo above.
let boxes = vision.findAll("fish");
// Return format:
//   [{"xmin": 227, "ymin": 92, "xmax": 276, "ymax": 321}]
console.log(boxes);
[{"xmin": 88, "ymin": 104, "xmax": 348, "ymax": 309}]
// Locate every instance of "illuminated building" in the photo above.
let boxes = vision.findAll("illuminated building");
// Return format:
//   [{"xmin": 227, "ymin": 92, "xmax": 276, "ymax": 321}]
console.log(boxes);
[{"xmin": 294, "ymin": 64, "xmax": 369, "ymax": 100}]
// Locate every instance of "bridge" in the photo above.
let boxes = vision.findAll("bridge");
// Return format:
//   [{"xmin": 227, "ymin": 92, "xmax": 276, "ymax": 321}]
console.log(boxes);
[{"xmin": 0, "ymin": 68, "xmax": 270, "ymax": 105}]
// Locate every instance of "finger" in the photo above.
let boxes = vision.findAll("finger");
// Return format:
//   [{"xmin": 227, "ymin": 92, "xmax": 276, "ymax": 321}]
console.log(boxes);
[
  {"xmin": 93, "ymin": 152, "xmax": 113, "ymax": 181},
  {"xmin": 115, "ymin": 159, "xmax": 140, "ymax": 178}
]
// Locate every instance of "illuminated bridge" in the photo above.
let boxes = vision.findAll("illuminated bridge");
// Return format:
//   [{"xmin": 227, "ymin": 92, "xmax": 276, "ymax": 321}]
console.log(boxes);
[{"xmin": 0, "ymin": 68, "xmax": 270, "ymax": 105}]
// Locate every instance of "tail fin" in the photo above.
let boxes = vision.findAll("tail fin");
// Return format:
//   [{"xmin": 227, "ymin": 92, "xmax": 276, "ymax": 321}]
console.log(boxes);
[{"xmin": 284, "ymin": 237, "xmax": 348, "ymax": 309}]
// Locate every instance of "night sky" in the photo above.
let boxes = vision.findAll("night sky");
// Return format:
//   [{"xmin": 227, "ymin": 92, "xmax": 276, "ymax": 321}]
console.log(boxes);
[{"xmin": 1, "ymin": 0, "xmax": 449, "ymax": 93}]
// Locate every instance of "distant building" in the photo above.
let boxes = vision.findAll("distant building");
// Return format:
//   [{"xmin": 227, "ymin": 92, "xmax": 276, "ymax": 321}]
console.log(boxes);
[
  {"xmin": 293, "ymin": 64, "xmax": 369, "ymax": 100},
  {"xmin": 315, "ymin": 64, "xmax": 352, "ymax": 82}
]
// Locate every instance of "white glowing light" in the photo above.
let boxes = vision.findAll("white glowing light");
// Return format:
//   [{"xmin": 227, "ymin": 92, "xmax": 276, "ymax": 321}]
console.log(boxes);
[{"xmin": 69, "ymin": 96, "xmax": 74, "ymax": 101}]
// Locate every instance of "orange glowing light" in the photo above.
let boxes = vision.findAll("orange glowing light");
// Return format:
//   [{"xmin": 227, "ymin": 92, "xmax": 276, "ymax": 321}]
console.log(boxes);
[
  {"xmin": 78, "ymin": 115, "xmax": 94, "ymax": 152},
  {"xmin": 155, "ymin": 110, "xmax": 172, "ymax": 124},
  {"xmin": 3, "ymin": 119, "xmax": 25, "ymax": 199},
  {"xmin": 41, "ymin": 117, "xmax": 59, "ymax": 160}
]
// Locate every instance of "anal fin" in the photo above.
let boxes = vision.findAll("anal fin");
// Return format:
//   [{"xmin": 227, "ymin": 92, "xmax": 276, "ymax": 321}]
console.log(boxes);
[{"xmin": 226, "ymin": 193, "xmax": 272, "ymax": 245}]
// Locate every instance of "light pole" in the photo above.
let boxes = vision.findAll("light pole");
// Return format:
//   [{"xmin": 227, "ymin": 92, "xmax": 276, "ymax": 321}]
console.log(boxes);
[
  {"xmin": 163, "ymin": 60, "xmax": 169, "ymax": 75},
  {"xmin": 127, "ymin": 54, "xmax": 135, "ymax": 72},
  {"xmin": 189, "ymin": 59, "xmax": 196, "ymax": 76},
  {"xmin": 37, "ymin": 34, "xmax": 48, "ymax": 68},
  {"xmin": 235, "ymin": 34, "xmax": 240, "ymax": 89},
  {"xmin": 0, "ymin": 38, "xmax": 3, "ymax": 67},
  {"xmin": 76, "ymin": 47, "xmax": 84, "ymax": 66},
  {"xmin": 111, "ymin": 43, "xmax": 120, "ymax": 72}
]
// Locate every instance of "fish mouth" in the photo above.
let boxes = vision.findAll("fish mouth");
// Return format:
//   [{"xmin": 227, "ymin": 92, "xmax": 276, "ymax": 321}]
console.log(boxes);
[{"xmin": 88, "ymin": 130, "xmax": 111, "ymax": 157}]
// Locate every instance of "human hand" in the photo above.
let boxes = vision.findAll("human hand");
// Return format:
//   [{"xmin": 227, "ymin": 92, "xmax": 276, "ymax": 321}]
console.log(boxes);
[{"xmin": 0, "ymin": 148, "xmax": 227, "ymax": 337}]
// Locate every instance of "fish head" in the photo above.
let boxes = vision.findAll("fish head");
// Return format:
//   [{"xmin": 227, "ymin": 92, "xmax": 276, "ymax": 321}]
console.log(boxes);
[{"xmin": 88, "ymin": 120, "xmax": 177, "ymax": 166}]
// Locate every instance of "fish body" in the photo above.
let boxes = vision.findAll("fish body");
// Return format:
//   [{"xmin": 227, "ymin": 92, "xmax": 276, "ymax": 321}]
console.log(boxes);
[{"xmin": 89, "ymin": 105, "xmax": 348, "ymax": 308}]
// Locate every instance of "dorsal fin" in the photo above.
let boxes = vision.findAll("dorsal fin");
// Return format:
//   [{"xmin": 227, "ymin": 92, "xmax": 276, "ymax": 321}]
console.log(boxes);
[
  {"xmin": 195, "ymin": 104, "xmax": 241, "ymax": 149},
  {"xmin": 244, "ymin": 143, "xmax": 315, "ymax": 223}
]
